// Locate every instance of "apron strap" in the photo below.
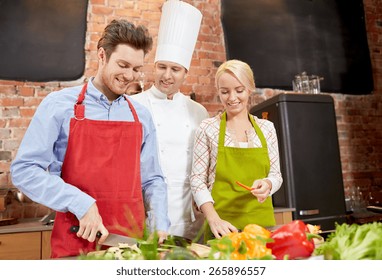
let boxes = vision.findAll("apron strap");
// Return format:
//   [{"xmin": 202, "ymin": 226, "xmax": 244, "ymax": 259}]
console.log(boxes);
[
  {"xmin": 123, "ymin": 95, "xmax": 140, "ymax": 123},
  {"xmin": 249, "ymin": 114, "xmax": 268, "ymax": 149},
  {"xmin": 74, "ymin": 83, "xmax": 87, "ymax": 120},
  {"xmin": 219, "ymin": 112, "xmax": 268, "ymax": 148},
  {"xmin": 73, "ymin": 84, "xmax": 140, "ymax": 123},
  {"xmin": 218, "ymin": 112, "xmax": 227, "ymax": 146}
]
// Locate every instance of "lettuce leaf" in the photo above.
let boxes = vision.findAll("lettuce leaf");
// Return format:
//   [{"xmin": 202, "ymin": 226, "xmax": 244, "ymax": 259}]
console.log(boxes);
[{"xmin": 314, "ymin": 222, "xmax": 382, "ymax": 260}]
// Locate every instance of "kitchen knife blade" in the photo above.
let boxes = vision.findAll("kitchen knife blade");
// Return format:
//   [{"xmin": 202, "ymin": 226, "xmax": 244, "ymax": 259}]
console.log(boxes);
[
  {"xmin": 70, "ymin": 225, "xmax": 137, "ymax": 247},
  {"xmin": 367, "ymin": 205, "xmax": 382, "ymax": 214}
]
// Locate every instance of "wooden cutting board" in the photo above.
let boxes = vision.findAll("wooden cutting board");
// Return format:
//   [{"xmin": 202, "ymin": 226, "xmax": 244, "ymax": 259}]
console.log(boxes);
[{"xmin": 187, "ymin": 243, "xmax": 211, "ymax": 258}]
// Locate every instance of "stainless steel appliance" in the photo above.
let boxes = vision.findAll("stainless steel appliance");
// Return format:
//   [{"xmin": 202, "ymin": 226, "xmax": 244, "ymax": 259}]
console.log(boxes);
[{"xmin": 250, "ymin": 93, "xmax": 347, "ymax": 231}]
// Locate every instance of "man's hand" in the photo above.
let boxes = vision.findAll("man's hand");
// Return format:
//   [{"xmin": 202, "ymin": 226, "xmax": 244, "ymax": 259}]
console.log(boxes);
[{"xmin": 77, "ymin": 203, "xmax": 109, "ymax": 244}]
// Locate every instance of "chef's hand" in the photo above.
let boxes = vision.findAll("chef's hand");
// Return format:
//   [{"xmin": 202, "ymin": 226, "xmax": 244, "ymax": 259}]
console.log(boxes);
[
  {"xmin": 78, "ymin": 203, "xmax": 109, "ymax": 244},
  {"xmin": 201, "ymin": 202, "xmax": 237, "ymax": 239},
  {"xmin": 157, "ymin": 231, "xmax": 168, "ymax": 244},
  {"xmin": 251, "ymin": 179, "xmax": 272, "ymax": 203},
  {"xmin": 147, "ymin": 231, "xmax": 167, "ymax": 244}
]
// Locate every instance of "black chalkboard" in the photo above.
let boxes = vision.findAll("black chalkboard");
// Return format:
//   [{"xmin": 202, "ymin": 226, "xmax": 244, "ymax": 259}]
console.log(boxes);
[
  {"xmin": 221, "ymin": 0, "xmax": 373, "ymax": 94},
  {"xmin": 0, "ymin": 0, "xmax": 88, "ymax": 82}
]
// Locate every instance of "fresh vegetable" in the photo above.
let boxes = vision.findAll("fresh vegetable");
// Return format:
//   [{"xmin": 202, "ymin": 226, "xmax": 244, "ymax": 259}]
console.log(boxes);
[
  {"xmin": 244, "ymin": 224, "xmax": 272, "ymax": 239},
  {"xmin": 266, "ymin": 220, "xmax": 321, "ymax": 260},
  {"xmin": 236, "ymin": 181, "xmax": 252, "ymax": 191},
  {"xmin": 208, "ymin": 224, "xmax": 273, "ymax": 260},
  {"xmin": 77, "ymin": 233, "xmax": 208, "ymax": 260},
  {"xmin": 314, "ymin": 222, "xmax": 382, "ymax": 260},
  {"xmin": 163, "ymin": 247, "xmax": 198, "ymax": 260},
  {"xmin": 79, "ymin": 244, "xmax": 144, "ymax": 260}
]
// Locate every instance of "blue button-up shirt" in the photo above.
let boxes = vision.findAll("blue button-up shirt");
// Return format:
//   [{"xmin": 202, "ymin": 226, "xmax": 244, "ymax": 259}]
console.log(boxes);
[{"xmin": 10, "ymin": 79, "xmax": 170, "ymax": 232}]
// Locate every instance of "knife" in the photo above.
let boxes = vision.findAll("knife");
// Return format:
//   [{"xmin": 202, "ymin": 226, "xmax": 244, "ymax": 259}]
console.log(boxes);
[
  {"xmin": 70, "ymin": 225, "xmax": 137, "ymax": 247},
  {"xmin": 367, "ymin": 205, "xmax": 382, "ymax": 214}
]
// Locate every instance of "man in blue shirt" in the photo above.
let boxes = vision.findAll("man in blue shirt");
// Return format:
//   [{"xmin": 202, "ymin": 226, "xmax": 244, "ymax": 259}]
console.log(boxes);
[{"xmin": 10, "ymin": 19, "xmax": 170, "ymax": 258}]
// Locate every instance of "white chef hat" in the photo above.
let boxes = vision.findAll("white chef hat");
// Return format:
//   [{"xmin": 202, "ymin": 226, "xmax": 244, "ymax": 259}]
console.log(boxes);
[{"xmin": 155, "ymin": 0, "xmax": 202, "ymax": 71}]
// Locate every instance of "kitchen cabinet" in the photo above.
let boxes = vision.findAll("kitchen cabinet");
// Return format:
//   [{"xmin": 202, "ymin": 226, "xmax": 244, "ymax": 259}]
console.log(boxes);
[
  {"xmin": 0, "ymin": 219, "xmax": 52, "ymax": 260},
  {"xmin": 274, "ymin": 208, "xmax": 293, "ymax": 225},
  {"xmin": 0, "ymin": 231, "xmax": 52, "ymax": 260},
  {"xmin": 41, "ymin": 230, "xmax": 52, "ymax": 259},
  {"xmin": 0, "ymin": 232, "xmax": 41, "ymax": 259}
]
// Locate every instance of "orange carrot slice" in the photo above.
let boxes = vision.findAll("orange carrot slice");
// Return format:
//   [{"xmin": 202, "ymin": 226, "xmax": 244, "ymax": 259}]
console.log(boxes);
[{"xmin": 235, "ymin": 181, "xmax": 252, "ymax": 191}]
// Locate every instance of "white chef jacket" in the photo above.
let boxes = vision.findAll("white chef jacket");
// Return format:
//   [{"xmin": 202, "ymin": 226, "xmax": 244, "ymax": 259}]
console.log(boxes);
[{"xmin": 131, "ymin": 85, "xmax": 209, "ymax": 240}]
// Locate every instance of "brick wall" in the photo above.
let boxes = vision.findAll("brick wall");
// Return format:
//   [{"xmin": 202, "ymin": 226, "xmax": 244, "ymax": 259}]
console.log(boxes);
[{"xmin": 0, "ymin": 0, "xmax": 381, "ymax": 218}]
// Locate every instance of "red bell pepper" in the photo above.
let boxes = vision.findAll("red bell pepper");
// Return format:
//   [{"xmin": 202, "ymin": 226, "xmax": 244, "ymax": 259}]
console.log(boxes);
[{"xmin": 266, "ymin": 220, "xmax": 320, "ymax": 260}]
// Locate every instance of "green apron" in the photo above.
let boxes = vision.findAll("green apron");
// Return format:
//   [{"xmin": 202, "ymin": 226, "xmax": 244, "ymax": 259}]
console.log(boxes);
[{"xmin": 206, "ymin": 112, "xmax": 275, "ymax": 241}]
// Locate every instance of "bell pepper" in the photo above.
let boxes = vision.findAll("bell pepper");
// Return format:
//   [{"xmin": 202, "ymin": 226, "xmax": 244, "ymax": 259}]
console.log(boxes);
[
  {"xmin": 243, "ymin": 223, "xmax": 271, "ymax": 239},
  {"xmin": 208, "ymin": 224, "xmax": 273, "ymax": 260},
  {"xmin": 226, "ymin": 230, "xmax": 272, "ymax": 260},
  {"xmin": 266, "ymin": 220, "xmax": 321, "ymax": 260}
]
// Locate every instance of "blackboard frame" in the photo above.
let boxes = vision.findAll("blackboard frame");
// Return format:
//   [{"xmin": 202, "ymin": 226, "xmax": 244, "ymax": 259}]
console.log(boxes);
[
  {"xmin": 221, "ymin": 0, "xmax": 373, "ymax": 94},
  {"xmin": 0, "ymin": 0, "xmax": 88, "ymax": 82}
]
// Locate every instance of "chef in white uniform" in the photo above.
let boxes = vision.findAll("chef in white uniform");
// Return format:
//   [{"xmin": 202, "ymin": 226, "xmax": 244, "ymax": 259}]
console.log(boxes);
[{"xmin": 132, "ymin": 0, "xmax": 209, "ymax": 240}]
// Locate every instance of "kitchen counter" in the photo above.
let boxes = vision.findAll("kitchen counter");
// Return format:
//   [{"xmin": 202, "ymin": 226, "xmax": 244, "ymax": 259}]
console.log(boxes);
[
  {"xmin": 0, "ymin": 218, "xmax": 53, "ymax": 234},
  {"xmin": 0, "ymin": 208, "xmax": 294, "ymax": 260},
  {"xmin": 0, "ymin": 218, "xmax": 53, "ymax": 259},
  {"xmin": 0, "ymin": 208, "xmax": 295, "ymax": 234}
]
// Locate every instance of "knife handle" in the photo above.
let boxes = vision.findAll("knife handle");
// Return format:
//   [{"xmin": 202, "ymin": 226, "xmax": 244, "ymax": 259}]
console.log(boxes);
[{"xmin": 70, "ymin": 225, "xmax": 102, "ymax": 238}]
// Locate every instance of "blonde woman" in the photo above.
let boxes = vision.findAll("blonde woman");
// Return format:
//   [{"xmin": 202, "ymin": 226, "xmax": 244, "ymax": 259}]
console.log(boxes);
[{"xmin": 190, "ymin": 59, "xmax": 283, "ymax": 240}]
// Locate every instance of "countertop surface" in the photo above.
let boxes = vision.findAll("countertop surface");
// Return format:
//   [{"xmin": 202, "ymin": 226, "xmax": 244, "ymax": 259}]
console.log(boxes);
[
  {"xmin": 0, "ymin": 218, "xmax": 53, "ymax": 234},
  {"xmin": 274, "ymin": 207, "xmax": 295, "ymax": 213},
  {"xmin": 0, "ymin": 207, "xmax": 295, "ymax": 235}
]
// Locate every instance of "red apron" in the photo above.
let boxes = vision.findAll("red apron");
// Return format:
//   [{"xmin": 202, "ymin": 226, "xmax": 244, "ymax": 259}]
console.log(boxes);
[{"xmin": 51, "ymin": 83, "xmax": 145, "ymax": 258}]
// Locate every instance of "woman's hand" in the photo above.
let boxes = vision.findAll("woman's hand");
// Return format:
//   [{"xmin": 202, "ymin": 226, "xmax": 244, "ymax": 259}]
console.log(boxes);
[
  {"xmin": 208, "ymin": 217, "xmax": 237, "ymax": 238},
  {"xmin": 251, "ymin": 179, "xmax": 272, "ymax": 203},
  {"xmin": 201, "ymin": 202, "xmax": 238, "ymax": 238}
]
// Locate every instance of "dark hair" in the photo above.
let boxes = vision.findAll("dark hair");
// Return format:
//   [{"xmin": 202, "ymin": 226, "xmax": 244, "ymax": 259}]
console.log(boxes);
[{"xmin": 97, "ymin": 19, "xmax": 153, "ymax": 60}]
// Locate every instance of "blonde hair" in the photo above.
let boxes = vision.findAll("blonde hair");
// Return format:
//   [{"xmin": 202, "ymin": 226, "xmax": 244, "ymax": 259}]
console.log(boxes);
[{"xmin": 215, "ymin": 59, "xmax": 256, "ymax": 92}]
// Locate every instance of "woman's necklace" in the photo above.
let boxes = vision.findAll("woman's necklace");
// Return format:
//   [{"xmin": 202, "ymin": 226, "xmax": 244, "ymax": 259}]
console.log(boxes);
[{"xmin": 226, "ymin": 117, "xmax": 254, "ymax": 145}]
